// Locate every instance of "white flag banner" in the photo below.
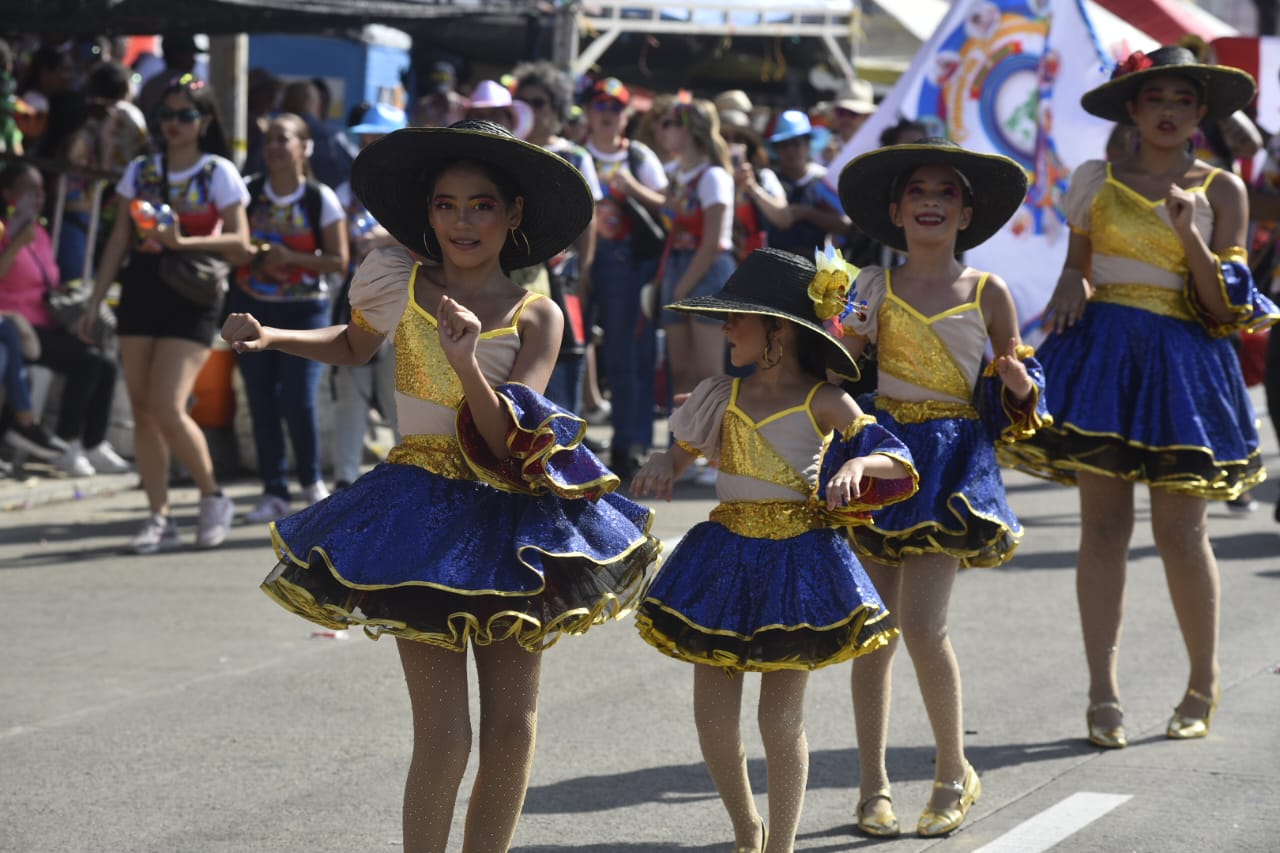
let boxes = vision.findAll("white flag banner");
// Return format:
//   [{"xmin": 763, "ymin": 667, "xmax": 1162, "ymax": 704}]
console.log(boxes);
[{"xmin": 827, "ymin": 0, "xmax": 1157, "ymax": 341}]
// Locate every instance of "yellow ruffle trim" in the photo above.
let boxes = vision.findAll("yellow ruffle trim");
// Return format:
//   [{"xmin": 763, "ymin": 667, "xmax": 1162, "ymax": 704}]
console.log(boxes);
[
  {"xmin": 635, "ymin": 603, "xmax": 898, "ymax": 675},
  {"xmin": 264, "ymin": 519, "xmax": 658, "ymax": 652},
  {"xmin": 849, "ymin": 490, "xmax": 1023, "ymax": 569},
  {"xmin": 995, "ymin": 430, "xmax": 1267, "ymax": 501},
  {"xmin": 261, "ymin": 571, "xmax": 644, "ymax": 653},
  {"xmin": 459, "ymin": 385, "xmax": 620, "ymax": 500}
]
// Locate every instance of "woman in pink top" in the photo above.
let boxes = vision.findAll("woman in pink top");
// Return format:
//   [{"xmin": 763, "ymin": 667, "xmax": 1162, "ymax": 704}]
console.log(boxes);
[{"xmin": 0, "ymin": 161, "xmax": 123, "ymax": 476}]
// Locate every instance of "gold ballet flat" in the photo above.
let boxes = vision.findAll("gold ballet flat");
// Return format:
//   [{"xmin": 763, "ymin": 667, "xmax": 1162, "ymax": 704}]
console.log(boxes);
[
  {"xmin": 856, "ymin": 788, "xmax": 900, "ymax": 837},
  {"xmin": 1086, "ymin": 701, "xmax": 1128, "ymax": 749},
  {"xmin": 734, "ymin": 816, "xmax": 767, "ymax": 853},
  {"xmin": 1167, "ymin": 687, "xmax": 1219, "ymax": 739},
  {"xmin": 917, "ymin": 763, "xmax": 981, "ymax": 838}
]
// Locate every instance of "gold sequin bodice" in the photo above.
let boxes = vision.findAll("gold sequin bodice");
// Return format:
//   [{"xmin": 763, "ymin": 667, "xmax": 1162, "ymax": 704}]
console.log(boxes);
[
  {"xmin": 715, "ymin": 380, "xmax": 825, "ymax": 501},
  {"xmin": 1090, "ymin": 166, "xmax": 1217, "ymax": 278},
  {"xmin": 876, "ymin": 270, "xmax": 988, "ymax": 405}
]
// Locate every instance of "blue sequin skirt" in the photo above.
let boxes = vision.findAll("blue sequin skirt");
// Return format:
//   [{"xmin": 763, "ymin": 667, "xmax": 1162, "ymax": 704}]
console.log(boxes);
[
  {"xmin": 998, "ymin": 301, "xmax": 1265, "ymax": 499},
  {"xmin": 635, "ymin": 522, "xmax": 896, "ymax": 673},
  {"xmin": 851, "ymin": 403, "xmax": 1021, "ymax": 568},
  {"xmin": 263, "ymin": 461, "xmax": 661, "ymax": 652}
]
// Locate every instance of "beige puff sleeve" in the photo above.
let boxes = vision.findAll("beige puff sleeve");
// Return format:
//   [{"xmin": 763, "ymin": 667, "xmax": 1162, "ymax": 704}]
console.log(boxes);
[
  {"xmin": 1063, "ymin": 160, "xmax": 1107, "ymax": 236},
  {"xmin": 668, "ymin": 374, "xmax": 734, "ymax": 462},
  {"xmin": 841, "ymin": 266, "xmax": 888, "ymax": 343},
  {"xmin": 348, "ymin": 246, "xmax": 416, "ymax": 336}
]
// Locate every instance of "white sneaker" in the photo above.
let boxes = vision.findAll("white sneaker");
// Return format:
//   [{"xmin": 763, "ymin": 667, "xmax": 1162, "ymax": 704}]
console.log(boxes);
[
  {"xmin": 131, "ymin": 513, "xmax": 181, "ymax": 554},
  {"xmin": 197, "ymin": 493, "xmax": 236, "ymax": 548},
  {"xmin": 85, "ymin": 442, "xmax": 132, "ymax": 474},
  {"xmin": 243, "ymin": 494, "xmax": 291, "ymax": 524},
  {"xmin": 53, "ymin": 440, "xmax": 96, "ymax": 477},
  {"xmin": 583, "ymin": 400, "xmax": 612, "ymax": 425},
  {"xmin": 302, "ymin": 481, "xmax": 330, "ymax": 505}
]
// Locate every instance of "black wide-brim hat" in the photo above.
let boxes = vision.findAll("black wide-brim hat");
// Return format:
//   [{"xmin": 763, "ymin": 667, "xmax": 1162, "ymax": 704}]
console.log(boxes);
[
  {"xmin": 1081, "ymin": 45, "xmax": 1256, "ymax": 124},
  {"xmin": 667, "ymin": 247, "xmax": 859, "ymax": 379},
  {"xmin": 837, "ymin": 138, "xmax": 1028, "ymax": 253},
  {"xmin": 351, "ymin": 120, "xmax": 594, "ymax": 268}
]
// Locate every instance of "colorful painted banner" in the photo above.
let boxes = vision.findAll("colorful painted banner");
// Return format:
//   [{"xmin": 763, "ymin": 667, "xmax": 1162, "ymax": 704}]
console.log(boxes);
[{"xmin": 827, "ymin": 0, "xmax": 1157, "ymax": 342}]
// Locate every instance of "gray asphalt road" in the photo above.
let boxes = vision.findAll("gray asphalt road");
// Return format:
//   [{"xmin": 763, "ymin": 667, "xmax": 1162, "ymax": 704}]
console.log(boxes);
[{"xmin": 3, "ymin": 400, "xmax": 1277, "ymax": 853}]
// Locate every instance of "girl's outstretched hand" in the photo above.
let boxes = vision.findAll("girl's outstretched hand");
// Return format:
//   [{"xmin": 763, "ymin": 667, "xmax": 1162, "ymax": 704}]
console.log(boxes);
[
  {"xmin": 992, "ymin": 337, "xmax": 1034, "ymax": 401},
  {"xmin": 1044, "ymin": 269, "xmax": 1091, "ymax": 334},
  {"xmin": 825, "ymin": 457, "xmax": 866, "ymax": 510},
  {"xmin": 222, "ymin": 312, "xmax": 270, "ymax": 352},
  {"xmin": 437, "ymin": 294, "xmax": 481, "ymax": 368},
  {"xmin": 631, "ymin": 453, "xmax": 677, "ymax": 502}
]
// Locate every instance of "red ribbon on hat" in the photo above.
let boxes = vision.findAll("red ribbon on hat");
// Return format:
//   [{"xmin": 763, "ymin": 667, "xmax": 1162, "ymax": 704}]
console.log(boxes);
[{"xmin": 1111, "ymin": 51, "xmax": 1153, "ymax": 80}]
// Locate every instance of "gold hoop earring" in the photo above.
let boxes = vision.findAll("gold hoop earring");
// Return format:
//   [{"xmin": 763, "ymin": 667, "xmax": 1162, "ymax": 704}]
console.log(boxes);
[
  {"xmin": 509, "ymin": 227, "xmax": 532, "ymax": 256},
  {"xmin": 420, "ymin": 227, "xmax": 438, "ymax": 260},
  {"xmin": 762, "ymin": 339, "xmax": 783, "ymax": 369}
]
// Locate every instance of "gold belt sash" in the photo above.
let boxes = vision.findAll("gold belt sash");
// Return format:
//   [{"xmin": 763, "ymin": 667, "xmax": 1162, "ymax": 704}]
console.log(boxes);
[
  {"xmin": 877, "ymin": 396, "xmax": 976, "ymax": 423},
  {"xmin": 385, "ymin": 433, "xmax": 473, "ymax": 480},
  {"xmin": 1092, "ymin": 284, "xmax": 1193, "ymax": 321},
  {"xmin": 710, "ymin": 499, "xmax": 828, "ymax": 539}
]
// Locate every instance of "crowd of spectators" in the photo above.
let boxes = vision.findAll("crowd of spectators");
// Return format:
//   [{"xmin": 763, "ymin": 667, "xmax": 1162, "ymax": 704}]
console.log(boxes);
[{"xmin": 0, "ymin": 28, "xmax": 1276, "ymax": 538}]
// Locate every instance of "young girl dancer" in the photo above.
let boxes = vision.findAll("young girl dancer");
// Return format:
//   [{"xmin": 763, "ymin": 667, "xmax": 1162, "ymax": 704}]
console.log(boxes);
[
  {"xmin": 836, "ymin": 139, "xmax": 1048, "ymax": 837},
  {"xmin": 222, "ymin": 120, "xmax": 661, "ymax": 853},
  {"xmin": 1000, "ymin": 47, "xmax": 1277, "ymax": 749},
  {"xmin": 632, "ymin": 247, "xmax": 919, "ymax": 853}
]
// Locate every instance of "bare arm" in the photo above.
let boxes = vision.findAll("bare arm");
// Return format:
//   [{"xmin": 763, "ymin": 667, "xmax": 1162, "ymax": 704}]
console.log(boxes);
[
  {"xmin": 1043, "ymin": 230, "xmax": 1093, "ymax": 335},
  {"xmin": 980, "ymin": 274, "xmax": 1034, "ymax": 401},
  {"xmin": 739, "ymin": 164, "xmax": 795, "ymax": 229},
  {"xmin": 438, "ymin": 293, "xmax": 561, "ymax": 459},
  {"xmin": 672, "ymin": 202, "xmax": 728, "ymax": 301},
  {"xmin": 789, "ymin": 201, "xmax": 852, "ymax": 240},
  {"xmin": 222, "ymin": 313, "xmax": 385, "ymax": 366},
  {"xmin": 259, "ymin": 218, "xmax": 349, "ymax": 276},
  {"xmin": 1172, "ymin": 172, "xmax": 1247, "ymax": 323},
  {"xmin": 811, "ymin": 385, "xmax": 911, "ymax": 507},
  {"xmin": 630, "ymin": 443, "xmax": 697, "ymax": 502}
]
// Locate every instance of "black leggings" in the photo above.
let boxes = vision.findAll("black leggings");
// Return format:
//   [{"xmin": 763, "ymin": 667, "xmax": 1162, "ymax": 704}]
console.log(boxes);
[{"xmin": 33, "ymin": 326, "xmax": 118, "ymax": 448}]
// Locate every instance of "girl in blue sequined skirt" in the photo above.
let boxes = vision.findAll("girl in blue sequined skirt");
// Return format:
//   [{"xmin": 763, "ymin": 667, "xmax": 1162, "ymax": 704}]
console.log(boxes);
[
  {"xmin": 837, "ymin": 139, "xmax": 1048, "ymax": 837},
  {"xmin": 1000, "ymin": 47, "xmax": 1278, "ymax": 754},
  {"xmin": 631, "ymin": 247, "xmax": 917, "ymax": 852},
  {"xmin": 222, "ymin": 120, "xmax": 660, "ymax": 853}
]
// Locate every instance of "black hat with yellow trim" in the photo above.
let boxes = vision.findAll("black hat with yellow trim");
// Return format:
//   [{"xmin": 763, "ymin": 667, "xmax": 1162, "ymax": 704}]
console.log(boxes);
[
  {"xmin": 667, "ymin": 247, "xmax": 860, "ymax": 379},
  {"xmin": 837, "ymin": 137, "xmax": 1027, "ymax": 253},
  {"xmin": 351, "ymin": 119, "xmax": 594, "ymax": 268},
  {"xmin": 1080, "ymin": 45, "xmax": 1256, "ymax": 125}
]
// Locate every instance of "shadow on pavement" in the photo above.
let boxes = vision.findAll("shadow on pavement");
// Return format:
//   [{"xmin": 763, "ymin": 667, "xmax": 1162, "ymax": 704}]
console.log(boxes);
[{"xmin": 522, "ymin": 737, "xmax": 1092, "ymax": 820}]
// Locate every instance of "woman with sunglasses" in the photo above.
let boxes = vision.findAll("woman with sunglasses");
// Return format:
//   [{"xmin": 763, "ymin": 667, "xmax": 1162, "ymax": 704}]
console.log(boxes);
[
  {"xmin": 656, "ymin": 99, "xmax": 736, "ymax": 460},
  {"xmin": 81, "ymin": 75, "xmax": 250, "ymax": 553},
  {"xmin": 583, "ymin": 77, "xmax": 669, "ymax": 478}
]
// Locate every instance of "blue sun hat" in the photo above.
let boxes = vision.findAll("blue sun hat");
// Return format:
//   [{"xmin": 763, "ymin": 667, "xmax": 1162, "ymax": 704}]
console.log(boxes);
[
  {"xmin": 769, "ymin": 109, "xmax": 813, "ymax": 144},
  {"xmin": 350, "ymin": 103, "xmax": 408, "ymax": 137}
]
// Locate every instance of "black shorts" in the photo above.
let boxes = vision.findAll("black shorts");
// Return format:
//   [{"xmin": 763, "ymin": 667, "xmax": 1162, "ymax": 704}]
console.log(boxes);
[{"xmin": 114, "ymin": 253, "xmax": 222, "ymax": 345}]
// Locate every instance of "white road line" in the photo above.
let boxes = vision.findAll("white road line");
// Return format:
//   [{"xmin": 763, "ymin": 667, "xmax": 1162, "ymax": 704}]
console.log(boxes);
[{"xmin": 974, "ymin": 792, "xmax": 1133, "ymax": 853}]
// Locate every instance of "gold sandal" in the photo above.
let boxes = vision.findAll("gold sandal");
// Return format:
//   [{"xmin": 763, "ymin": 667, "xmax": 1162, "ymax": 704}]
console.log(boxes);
[
  {"xmin": 1086, "ymin": 700, "xmax": 1128, "ymax": 749},
  {"xmin": 1167, "ymin": 687, "xmax": 1219, "ymax": 739},
  {"xmin": 917, "ymin": 763, "xmax": 981, "ymax": 838},
  {"xmin": 856, "ymin": 787, "xmax": 900, "ymax": 837}
]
